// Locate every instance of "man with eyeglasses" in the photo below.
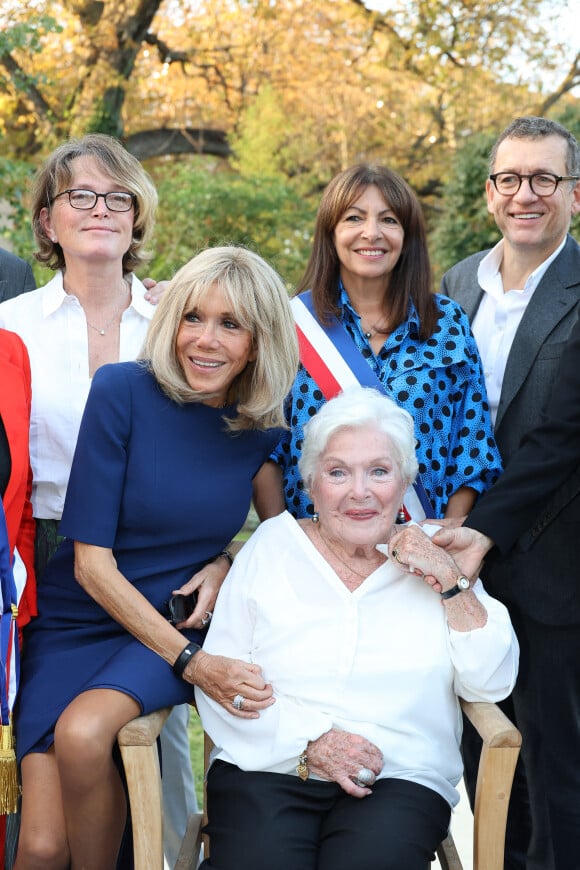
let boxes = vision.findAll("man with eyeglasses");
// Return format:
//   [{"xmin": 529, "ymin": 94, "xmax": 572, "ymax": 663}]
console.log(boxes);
[{"xmin": 440, "ymin": 116, "xmax": 580, "ymax": 870}]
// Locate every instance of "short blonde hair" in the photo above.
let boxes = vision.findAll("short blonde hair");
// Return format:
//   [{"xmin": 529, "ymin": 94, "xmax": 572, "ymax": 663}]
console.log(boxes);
[
  {"xmin": 299, "ymin": 386, "xmax": 419, "ymax": 488},
  {"xmin": 141, "ymin": 246, "xmax": 299, "ymax": 431},
  {"xmin": 31, "ymin": 133, "xmax": 158, "ymax": 272}
]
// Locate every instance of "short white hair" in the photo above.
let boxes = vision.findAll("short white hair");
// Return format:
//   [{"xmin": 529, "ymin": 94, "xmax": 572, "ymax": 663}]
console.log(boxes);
[{"xmin": 299, "ymin": 386, "xmax": 419, "ymax": 489}]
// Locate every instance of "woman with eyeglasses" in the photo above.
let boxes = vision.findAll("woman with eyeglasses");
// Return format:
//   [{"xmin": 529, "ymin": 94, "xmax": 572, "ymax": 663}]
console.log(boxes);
[
  {"xmin": 0, "ymin": 135, "xmax": 241, "ymax": 868},
  {"xmin": 0, "ymin": 134, "xmax": 159, "ymax": 575}
]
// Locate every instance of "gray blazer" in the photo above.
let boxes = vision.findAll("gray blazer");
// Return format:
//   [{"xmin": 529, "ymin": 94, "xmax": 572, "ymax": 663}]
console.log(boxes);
[
  {"xmin": 441, "ymin": 234, "xmax": 580, "ymax": 623},
  {"xmin": 0, "ymin": 248, "xmax": 36, "ymax": 302}
]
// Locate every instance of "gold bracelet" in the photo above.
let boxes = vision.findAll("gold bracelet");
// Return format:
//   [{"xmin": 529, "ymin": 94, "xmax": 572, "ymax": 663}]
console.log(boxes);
[{"xmin": 297, "ymin": 750, "xmax": 309, "ymax": 781}]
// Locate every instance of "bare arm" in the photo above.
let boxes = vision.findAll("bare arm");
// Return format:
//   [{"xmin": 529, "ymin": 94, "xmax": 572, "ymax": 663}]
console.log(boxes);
[
  {"xmin": 74, "ymin": 541, "xmax": 274, "ymax": 718},
  {"xmin": 252, "ymin": 460, "xmax": 285, "ymax": 520},
  {"xmin": 444, "ymin": 485, "xmax": 476, "ymax": 519}
]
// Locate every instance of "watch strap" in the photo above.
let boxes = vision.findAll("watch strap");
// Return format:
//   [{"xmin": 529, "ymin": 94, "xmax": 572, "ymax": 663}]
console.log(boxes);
[{"xmin": 440, "ymin": 575, "xmax": 470, "ymax": 600}]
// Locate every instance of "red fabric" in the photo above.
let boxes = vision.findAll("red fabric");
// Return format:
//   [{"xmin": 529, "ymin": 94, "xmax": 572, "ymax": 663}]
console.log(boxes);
[
  {"xmin": 295, "ymin": 325, "xmax": 342, "ymax": 401},
  {"xmin": 0, "ymin": 329, "xmax": 37, "ymax": 629}
]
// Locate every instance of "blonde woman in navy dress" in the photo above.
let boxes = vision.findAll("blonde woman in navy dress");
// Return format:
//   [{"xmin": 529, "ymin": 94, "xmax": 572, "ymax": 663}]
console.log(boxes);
[{"xmin": 13, "ymin": 247, "xmax": 299, "ymax": 870}]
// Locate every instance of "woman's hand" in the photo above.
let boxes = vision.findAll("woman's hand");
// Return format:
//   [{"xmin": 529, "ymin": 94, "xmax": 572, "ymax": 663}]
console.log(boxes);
[
  {"xmin": 172, "ymin": 556, "xmax": 230, "ymax": 629},
  {"xmin": 389, "ymin": 524, "xmax": 459, "ymax": 592},
  {"xmin": 187, "ymin": 651, "xmax": 274, "ymax": 719},
  {"xmin": 141, "ymin": 277, "xmax": 170, "ymax": 305},
  {"xmin": 389, "ymin": 525, "xmax": 488, "ymax": 630},
  {"xmin": 306, "ymin": 728, "xmax": 383, "ymax": 798}
]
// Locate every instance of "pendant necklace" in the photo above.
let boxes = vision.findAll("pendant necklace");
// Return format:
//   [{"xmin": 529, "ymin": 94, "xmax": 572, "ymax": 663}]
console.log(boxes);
[
  {"xmin": 65, "ymin": 279, "xmax": 130, "ymax": 336},
  {"xmin": 86, "ymin": 304, "xmax": 125, "ymax": 336},
  {"xmin": 316, "ymin": 526, "xmax": 386, "ymax": 579}
]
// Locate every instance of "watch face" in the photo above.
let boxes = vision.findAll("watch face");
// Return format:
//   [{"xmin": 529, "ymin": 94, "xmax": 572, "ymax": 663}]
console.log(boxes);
[{"xmin": 457, "ymin": 576, "xmax": 470, "ymax": 591}]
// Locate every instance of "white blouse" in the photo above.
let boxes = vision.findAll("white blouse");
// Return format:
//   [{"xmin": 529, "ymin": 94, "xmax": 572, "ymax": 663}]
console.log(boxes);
[
  {"xmin": 0, "ymin": 271, "xmax": 155, "ymax": 519},
  {"xmin": 195, "ymin": 513, "xmax": 519, "ymax": 808}
]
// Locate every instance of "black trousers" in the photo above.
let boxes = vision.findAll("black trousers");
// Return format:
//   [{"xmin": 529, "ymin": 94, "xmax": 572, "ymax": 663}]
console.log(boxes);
[
  {"xmin": 200, "ymin": 760, "xmax": 450, "ymax": 870},
  {"xmin": 462, "ymin": 606, "xmax": 580, "ymax": 870}
]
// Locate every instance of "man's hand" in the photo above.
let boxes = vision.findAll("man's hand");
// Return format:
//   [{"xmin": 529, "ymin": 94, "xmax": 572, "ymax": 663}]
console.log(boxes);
[{"xmin": 431, "ymin": 526, "xmax": 495, "ymax": 580}]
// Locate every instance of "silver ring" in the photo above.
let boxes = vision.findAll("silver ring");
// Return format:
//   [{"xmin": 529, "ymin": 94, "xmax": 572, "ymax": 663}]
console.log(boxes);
[
  {"xmin": 353, "ymin": 767, "xmax": 376, "ymax": 787},
  {"xmin": 201, "ymin": 611, "xmax": 213, "ymax": 626},
  {"xmin": 232, "ymin": 693, "xmax": 245, "ymax": 711}
]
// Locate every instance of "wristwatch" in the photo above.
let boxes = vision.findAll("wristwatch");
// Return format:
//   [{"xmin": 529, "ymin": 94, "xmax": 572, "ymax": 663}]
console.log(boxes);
[{"xmin": 440, "ymin": 575, "xmax": 471, "ymax": 600}]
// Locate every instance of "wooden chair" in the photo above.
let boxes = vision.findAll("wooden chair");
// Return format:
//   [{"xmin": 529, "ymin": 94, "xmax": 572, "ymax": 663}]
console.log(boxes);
[
  {"xmin": 118, "ymin": 697, "xmax": 521, "ymax": 870},
  {"xmin": 436, "ymin": 698, "xmax": 521, "ymax": 870}
]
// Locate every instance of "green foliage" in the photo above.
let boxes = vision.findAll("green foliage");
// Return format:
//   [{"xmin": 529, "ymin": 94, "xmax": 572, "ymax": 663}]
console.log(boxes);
[
  {"xmin": 229, "ymin": 86, "xmax": 289, "ymax": 181},
  {"xmin": 552, "ymin": 106, "xmax": 580, "ymax": 239},
  {"xmin": 147, "ymin": 158, "xmax": 316, "ymax": 288},
  {"xmin": 0, "ymin": 15, "xmax": 62, "ymax": 101},
  {"xmin": 0, "ymin": 155, "xmax": 36, "ymax": 259},
  {"xmin": 0, "ymin": 14, "xmax": 61, "ymax": 54},
  {"xmin": 430, "ymin": 133, "xmax": 500, "ymax": 281}
]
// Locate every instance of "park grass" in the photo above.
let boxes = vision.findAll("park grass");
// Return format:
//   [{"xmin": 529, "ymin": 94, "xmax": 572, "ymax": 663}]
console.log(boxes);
[{"xmin": 188, "ymin": 709, "xmax": 205, "ymax": 805}]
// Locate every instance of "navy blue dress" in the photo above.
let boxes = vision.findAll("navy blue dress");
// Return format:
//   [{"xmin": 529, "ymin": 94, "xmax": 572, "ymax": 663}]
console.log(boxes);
[{"xmin": 16, "ymin": 362, "xmax": 279, "ymax": 761}]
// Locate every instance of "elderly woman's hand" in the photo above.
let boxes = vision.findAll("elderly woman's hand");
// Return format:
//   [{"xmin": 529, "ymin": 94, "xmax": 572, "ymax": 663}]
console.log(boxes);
[
  {"xmin": 306, "ymin": 728, "xmax": 383, "ymax": 798},
  {"xmin": 187, "ymin": 651, "xmax": 275, "ymax": 719},
  {"xmin": 389, "ymin": 525, "xmax": 488, "ymax": 630},
  {"xmin": 388, "ymin": 524, "xmax": 459, "ymax": 592}
]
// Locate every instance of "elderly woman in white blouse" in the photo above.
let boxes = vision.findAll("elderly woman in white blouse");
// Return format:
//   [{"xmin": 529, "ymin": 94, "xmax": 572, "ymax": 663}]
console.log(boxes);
[{"xmin": 195, "ymin": 386, "xmax": 519, "ymax": 870}]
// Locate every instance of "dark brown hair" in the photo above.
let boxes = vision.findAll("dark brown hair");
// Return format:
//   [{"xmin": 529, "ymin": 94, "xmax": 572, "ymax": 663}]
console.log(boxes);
[{"xmin": 296, "ymin": 164, "xmax": 437, "ymax": 340}]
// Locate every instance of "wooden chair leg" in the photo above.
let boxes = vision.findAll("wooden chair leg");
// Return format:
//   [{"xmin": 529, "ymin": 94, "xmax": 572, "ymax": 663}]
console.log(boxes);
[
  {"xmin": 436, "ymin": 832, "xmax": 463, "ymax": 869},
  {"xmin": 118, "ymin": 708, "xmax": 172, "ymax": 870}
]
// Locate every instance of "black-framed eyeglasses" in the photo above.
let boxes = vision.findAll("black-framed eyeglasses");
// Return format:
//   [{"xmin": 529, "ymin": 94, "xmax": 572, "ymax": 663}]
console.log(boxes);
[
  {"xmin": 489, "ymin": 172, "xmax": 580, "ymax": 197},
  {"xmin": 51, "ymin": 189, "xmax": 136, "ymax": 212}
]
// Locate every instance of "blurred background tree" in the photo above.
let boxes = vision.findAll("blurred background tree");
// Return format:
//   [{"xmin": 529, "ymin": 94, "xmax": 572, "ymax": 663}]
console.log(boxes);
[{"xmin": 0, "ymin": 0, "xmax": 578, "ymax": 285}]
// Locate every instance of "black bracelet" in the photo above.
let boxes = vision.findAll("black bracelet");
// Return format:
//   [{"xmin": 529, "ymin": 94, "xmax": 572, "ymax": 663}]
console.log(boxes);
[
  {"xmin": 172, "ymin": 641, "xmax": 201, "ymax": 678},
  {"xmin": 214, "ymin": 549, "xmax": 233, "ymax": 567}
]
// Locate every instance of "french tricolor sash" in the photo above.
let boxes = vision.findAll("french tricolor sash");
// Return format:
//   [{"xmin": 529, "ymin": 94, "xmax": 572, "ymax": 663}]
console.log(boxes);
[{"xmin": 291, "ymin": 291, "xmax": 435, "ymax": 521}]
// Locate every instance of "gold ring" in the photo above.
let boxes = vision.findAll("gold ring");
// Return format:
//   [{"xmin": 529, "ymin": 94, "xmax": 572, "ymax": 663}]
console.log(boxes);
[{"xmin": 391, "ymin": 548, "xmax": 404, "ymax": 565}]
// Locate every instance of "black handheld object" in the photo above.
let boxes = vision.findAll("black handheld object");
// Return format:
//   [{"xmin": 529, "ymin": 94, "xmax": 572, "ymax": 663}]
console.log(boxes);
[{"xmin": 167, "ymin": 591, "xmax": 198, "ymax": 625}]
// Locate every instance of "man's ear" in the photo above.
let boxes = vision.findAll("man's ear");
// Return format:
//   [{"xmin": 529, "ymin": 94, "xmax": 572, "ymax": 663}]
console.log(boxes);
[
  {"xmin": 571, "ymin": 181, "xmax": 580, "ymax": 216},
  {"xmin": 485, "ymin": 178, "xmax": 495, "ymax": 216}
]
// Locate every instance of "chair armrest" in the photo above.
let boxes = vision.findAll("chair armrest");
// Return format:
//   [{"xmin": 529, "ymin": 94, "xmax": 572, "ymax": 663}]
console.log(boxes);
[{"xmin": 460, "ymin": 699, "xmax": 521, "ymax": 870}]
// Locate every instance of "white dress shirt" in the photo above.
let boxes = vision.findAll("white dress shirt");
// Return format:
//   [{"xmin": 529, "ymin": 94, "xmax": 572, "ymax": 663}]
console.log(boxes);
[
  {"xmin": 195, "ymin": 513, "xmax": 519, "ymax": 808},
  {"xmin": 473, "ymin": 238, "xmax": 566, "ymax": 423},
  {"xmin": 0, "ymin": 271, "xmax": 155, "ymax": 519}
]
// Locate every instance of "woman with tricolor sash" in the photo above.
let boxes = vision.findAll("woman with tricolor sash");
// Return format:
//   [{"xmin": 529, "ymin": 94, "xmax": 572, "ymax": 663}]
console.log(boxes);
[{"xmin": 258, "ymin": 163, "xmax": 501, "ymax": 523}]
